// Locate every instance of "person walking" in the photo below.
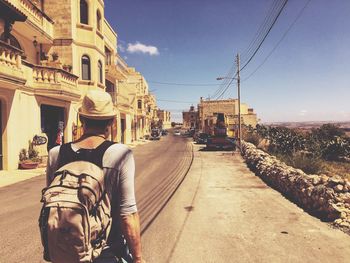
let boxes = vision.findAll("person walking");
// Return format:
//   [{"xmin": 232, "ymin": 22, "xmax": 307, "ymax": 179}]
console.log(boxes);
[{"xmin": 43, "ymin": 89, "xmax": 145, "ymax": 263}]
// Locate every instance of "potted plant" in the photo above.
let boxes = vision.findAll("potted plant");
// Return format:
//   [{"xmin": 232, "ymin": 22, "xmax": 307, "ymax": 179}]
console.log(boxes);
[
  {"xmin": 51, "ymin": 52, "xmax": 59, "ymax": 61},
  {"xmin": 63, "ymin": 64, "xmax": 72, "ymax": 72},
  {"xmin": 18, "ymin": 141, "xmax": 41, "ymax": 169}
]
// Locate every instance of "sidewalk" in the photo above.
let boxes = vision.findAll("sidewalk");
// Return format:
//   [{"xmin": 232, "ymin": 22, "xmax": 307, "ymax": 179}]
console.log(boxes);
[
  {"xmin": 0, "ymin": 167, "xmax": 46, "ymax": 188},
  {"xmin": 0, "ymin": 139, "xmax": 151, "ymax": 188},
  {"xmin": 142, "ymin": 143, "xmax": 350, "ymax": 263}
]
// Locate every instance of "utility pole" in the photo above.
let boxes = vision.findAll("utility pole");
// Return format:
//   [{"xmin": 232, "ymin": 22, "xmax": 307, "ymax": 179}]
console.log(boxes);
[{"xmin": 236, "ymin": 53, "xmax": 242, "ymax": 149}]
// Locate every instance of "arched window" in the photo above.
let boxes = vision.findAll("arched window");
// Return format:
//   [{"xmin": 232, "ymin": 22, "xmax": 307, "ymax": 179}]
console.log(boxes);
[
  {"xmin": 80, "ymin": 0, "xmax": 88, "ymax": 24},
  {"xmin": 81, "ymin": 55, "xmax": 91, "ymax": 80},
  {"xmin": 98, "ymin": 60, "xmax": 103, "ymax": 83},
  {"xmin": 96, "ymin": 10, "xmax": 102, "ymax": 31}
]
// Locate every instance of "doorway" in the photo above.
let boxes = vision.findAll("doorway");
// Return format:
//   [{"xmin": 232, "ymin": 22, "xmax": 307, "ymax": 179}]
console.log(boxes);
[
  {"xmin": 40, "ymin": 104, "xmax": 65, "ymax": 151},
  {"xmin": 0, "ymin": 100, "xmax": 3, "ymax": 170},
  {"xmin": 120, "ymin": 118, "xmax": 126, "ymax": 144}
]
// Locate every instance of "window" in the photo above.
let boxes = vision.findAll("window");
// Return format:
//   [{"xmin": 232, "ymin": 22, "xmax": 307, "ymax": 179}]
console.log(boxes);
[
  {"xmin": 138, "ymin": 100, "xmax": 142, "ymax": 109},
  {"xmin": 105, "ymin": 47, "xmax": 112, "ymax": 65},
  {"xmin": 98, "ymin": 60, "xmax": 103, "ymax": 83},
  {"xmin": 81, "ymin": 55, "xmax": 91, "ymax": 80},
  {"xmin": 96, "ymin": 10, "xmax": 102, "ymax": 31},
  {"xmin": 80, "ymin": 0, "xmax": 88, "ymax": 24}
]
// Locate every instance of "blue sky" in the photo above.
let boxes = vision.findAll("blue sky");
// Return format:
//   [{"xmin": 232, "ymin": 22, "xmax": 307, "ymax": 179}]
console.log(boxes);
[{"xmin": 105, "ymin": 0, "xmax": 350, "ymax": 123}]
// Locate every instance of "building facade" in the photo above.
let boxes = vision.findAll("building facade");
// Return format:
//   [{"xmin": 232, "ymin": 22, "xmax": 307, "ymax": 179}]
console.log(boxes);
[
  {"xmin": 182, "ymin": 106, "xmax": 199, "ymax": 129},
  {"xmin": 198, "ymin": 98, "xmax": 258, "ymax": 136},
  {"xmin": 0, "ymin": 0, "xmax": 157, "ymax": 170},
  {"xmin": 157, "ymin": 110, "xmax": 171, "ymax": 129}
]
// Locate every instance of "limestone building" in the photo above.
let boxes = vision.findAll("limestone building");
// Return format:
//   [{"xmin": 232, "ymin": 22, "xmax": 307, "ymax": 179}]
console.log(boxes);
[
  {"xmin": 157, "ymin": 110, "xmax": 171, "ymax": 129},
  {"xmin": 182, "ymin": 106, "xmax": 199, "ymax": 129},
  {"xmin": 0, "ymin": 0, "xmax": 156, "ymax": 170},
  {"xmin": 198, "ymin": 98, "xmax": 258, "ymax": 136}
]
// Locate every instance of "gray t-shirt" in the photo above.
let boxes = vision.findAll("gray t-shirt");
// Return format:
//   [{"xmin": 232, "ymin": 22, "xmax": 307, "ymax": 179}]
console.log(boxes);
[{"xmin": 46, "ymin": 143, "xmax": 138, "ymax": 216}]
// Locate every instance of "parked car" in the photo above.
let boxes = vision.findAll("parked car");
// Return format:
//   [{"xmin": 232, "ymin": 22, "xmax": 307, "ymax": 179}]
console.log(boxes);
[
  {"xmin": 150, "ymin": 129, "xmax": 161, "ymax": 140},
  {"xmin": 195, "ymin": 133, "xmax": 210, "ymax": 144},
  {"xmin": 174, "ymin": 130, "xmax": 181, "ymax": 136},
  {"xmin": 206, "ymin": 137, "xmax": 236, "ymax": 150},
  {"xmin": 189, "ymin": 128, "xmax": 196, "ymax": 137},
  {"xmin": 183, "ymin": 130, "xmax": 190, "ymax": 136}
]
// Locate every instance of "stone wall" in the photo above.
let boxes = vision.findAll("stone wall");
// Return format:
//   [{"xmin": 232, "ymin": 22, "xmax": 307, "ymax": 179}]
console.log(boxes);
[{"xmin": 241, "ymin": 142, "xmax": 350, "ymax": 228}]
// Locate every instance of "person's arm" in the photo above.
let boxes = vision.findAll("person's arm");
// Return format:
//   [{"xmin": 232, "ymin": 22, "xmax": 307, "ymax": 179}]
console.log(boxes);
[
  {"xmin": 46, "ymin": 146, "xmax": 60, "ymax": 186},
  {"xmin": 117, "ymin": 148, "xmax": 145, "ymax": 263},
  {"xmin": 120, "ymin": 212, "xmax": 144, "ymax": 263}
]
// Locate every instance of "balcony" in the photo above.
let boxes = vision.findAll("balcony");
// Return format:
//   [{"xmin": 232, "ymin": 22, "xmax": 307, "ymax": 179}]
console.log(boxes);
[
  {"xmin": 116, "ymin": 93, "xmax": 133, "ymax": 114},
  {"xmin": 105, "ymin": 64, "xmax": 127, "ymax": 81},
  {"xmin": 25, "ymin": 62, "xmax": 80, "ymax": 101},
  {"xmin": 8, "ymin": 0, "xmax": 54, "ymax": 43},
  {"xmin": 137, "ymin": 108, "xmax": 146, "ymax": 117},
  {"xmin": 0, "ymin": 40, "xmax": 26, "ymax": 89}
]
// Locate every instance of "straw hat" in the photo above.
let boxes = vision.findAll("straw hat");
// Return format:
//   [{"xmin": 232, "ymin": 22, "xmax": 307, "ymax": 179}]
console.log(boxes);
[{"xmin": 78, "ymin": 89, "xmax": 117, "ymax": 120}]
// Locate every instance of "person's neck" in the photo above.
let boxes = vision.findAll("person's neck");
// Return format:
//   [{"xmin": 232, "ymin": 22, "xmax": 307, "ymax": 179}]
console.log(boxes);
[
  {"xmin": 82, "ymin": 128, "xmax": 106, "ymax": 139},
  {"xmin": 82, "ymin": 133, "xmax": 106, "ymax": 139},
  {"xmin": 74, "ymin": 132, "xmax": 106, "ymax": 149}
]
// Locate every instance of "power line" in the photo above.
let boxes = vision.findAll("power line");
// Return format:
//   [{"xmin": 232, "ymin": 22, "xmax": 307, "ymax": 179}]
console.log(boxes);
[
  {"xmin": 210, "ymin": 64, "xmax": 236, "ymax": 99},
  {"xmin": 211, "ymin": 0, "xmax": 288, "ymax": 101},
  {"xmin": 148, "ymin": 80, "xmax": 218, "ymax": 87},
  {"xmin": 216, "ymin": 77, "xmax": 236, "ymax": 100},
  {"xmin": 157, "ymin": 99, "xmax": 196, "ymax": 104},
  {"xmin": 242, "ymin": 0, "xmax": 312, "ymax": 82},
  {"xmin": 241, "ymin": 0, "xmax": 285, "ymax": 63},
  {"xmin": 240, "ymin": 0, "xmax": 289, "ymax": 71},
  {"xmin": 241, "ymin": 0, "xmax": 282, "ymax": 62}
]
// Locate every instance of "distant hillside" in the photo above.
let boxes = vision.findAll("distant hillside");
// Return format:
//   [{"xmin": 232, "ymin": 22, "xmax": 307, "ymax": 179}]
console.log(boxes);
[{"xmin": 262, "ymin": 121, "xmax": 350, "ymax": 136}]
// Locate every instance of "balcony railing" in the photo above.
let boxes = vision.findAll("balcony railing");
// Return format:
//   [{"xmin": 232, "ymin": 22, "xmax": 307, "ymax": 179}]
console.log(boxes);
[
  {"xmin": 0, "ymin": 40, "xmax": 26, "ymax": 88},
  {"xmin": 32, "ymin": 65, "xmax": 77, "ymax": 88},
  {"xmin": 0, "ymin": 40, "xmax": 23, "ymax": 71},
  {"xmin": 105, "ymin": 64, "xmax": 127, "ymax": 80},
  {"xmin": 8, "ymin": 0, "xmax": 54, "ymax": 39},
  {"xmin": 23, "ymin": 61, "xmax": 80, "ymax": 100}
]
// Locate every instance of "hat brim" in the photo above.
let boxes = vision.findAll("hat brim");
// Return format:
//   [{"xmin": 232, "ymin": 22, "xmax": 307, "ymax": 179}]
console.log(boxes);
[{"xmin": 78, "ymin": 108, "xmax": 118, "ymax": 120}]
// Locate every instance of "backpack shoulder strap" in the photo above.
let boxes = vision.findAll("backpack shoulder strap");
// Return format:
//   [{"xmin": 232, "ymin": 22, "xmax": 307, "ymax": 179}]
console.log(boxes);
[
  {"xmin": 57, "ymin": 141, "xmax": 115, "ymax": 169},
  {"xmin": 57, "ymin": 143, "xmax": 74, "ymax": 169},
  {"xmin": 93, "ymin": 140, "xmax": 115, "ymax": 167}
]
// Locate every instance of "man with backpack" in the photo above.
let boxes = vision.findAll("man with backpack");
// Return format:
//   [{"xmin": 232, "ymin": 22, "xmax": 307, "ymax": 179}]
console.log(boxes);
[{"xmin": 40, "ymin": 89, "xmax": 145, "ymax": 263}]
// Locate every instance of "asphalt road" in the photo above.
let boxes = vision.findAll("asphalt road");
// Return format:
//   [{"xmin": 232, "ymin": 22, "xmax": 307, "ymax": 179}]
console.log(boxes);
[{"xmin": 0, "ymin": 134, "xmax": 192, "ymax": 263}]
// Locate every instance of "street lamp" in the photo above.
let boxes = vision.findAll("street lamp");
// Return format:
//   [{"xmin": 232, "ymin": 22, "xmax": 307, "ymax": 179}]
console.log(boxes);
[{"xmin": 216, "ymin": 54, "xmax": 241, "ymax": 149}]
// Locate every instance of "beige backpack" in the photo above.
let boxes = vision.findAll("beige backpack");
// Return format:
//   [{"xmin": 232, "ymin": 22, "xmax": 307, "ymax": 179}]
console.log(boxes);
[{"xmin": 39, "ymin": 142, "xmax": 113, "ymax": 263}]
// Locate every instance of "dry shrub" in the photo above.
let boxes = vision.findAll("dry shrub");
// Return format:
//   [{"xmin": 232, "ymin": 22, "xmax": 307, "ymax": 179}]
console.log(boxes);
[
  {"xmin": 244, "ymin": 132, "xmax": 261, "ymax": 147},
  {"xmin": 277, "ymin": 152, "xmax": 324, "ymax": 175},
  {"xmin": 323, "ymin": 161, "xmax": 350, "ymax": 180}
]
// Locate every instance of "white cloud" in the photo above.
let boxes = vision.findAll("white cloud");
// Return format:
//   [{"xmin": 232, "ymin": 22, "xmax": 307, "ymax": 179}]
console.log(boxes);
[
  {"xmin": 127, "ymin": 42, "xmax": 159, "ymax": 56},
  {"xmin": 299, "ymin": 110, "xmax": 308, "ymax": 116}
]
